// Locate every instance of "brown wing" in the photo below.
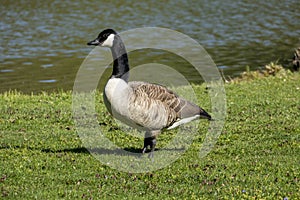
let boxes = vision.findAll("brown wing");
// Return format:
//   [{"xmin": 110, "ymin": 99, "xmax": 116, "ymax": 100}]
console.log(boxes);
[
  {"xmin": 127, "ymin": 81, "xmax": 207, "ymax": 130},
  {"xmin": 133, "ymin": 83, "xmax": 182, "ymax": 111},
  {"xmin": 127, "ymin": 82, "xmax": 178, "ymax": 129}
]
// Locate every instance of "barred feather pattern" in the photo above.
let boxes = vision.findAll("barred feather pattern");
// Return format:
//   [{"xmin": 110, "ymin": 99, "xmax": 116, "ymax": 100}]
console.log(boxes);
[{"xmin": 127, "ymin": 82, "xmax": 181, "ymax": 131}]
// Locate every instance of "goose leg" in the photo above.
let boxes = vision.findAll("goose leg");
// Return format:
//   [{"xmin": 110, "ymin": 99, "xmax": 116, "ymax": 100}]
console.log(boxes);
[
  {"xmin": 142, "ymin": 136, "xmax": 154, "ymax": 154},
  {"xmin": 148, "ymin": 137, "xmax": 156, "ymax": 159},
  {"xmin": 142, "ymin": 131, "xmax": 158, "ymax": 159},
  {"xmin": 142, "ymin": 139, "xmax": 147, "ymax": 154}
]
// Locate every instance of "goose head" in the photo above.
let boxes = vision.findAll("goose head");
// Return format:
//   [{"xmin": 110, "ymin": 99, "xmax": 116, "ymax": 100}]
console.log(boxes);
[{"xmin": 87, "ymin": 29, "xmax": 117, "ymax": 48}]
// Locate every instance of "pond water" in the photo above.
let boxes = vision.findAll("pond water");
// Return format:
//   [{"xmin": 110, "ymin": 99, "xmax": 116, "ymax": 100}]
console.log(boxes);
[{"xmin": 1, "ymin": 0, "xmax": 299, "ymax": 93}]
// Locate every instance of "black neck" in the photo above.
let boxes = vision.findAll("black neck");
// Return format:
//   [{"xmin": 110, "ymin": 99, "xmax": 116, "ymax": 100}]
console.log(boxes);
[{"xmin": 110, "ymin": 35, "xmax": 129, "ymax": 82}]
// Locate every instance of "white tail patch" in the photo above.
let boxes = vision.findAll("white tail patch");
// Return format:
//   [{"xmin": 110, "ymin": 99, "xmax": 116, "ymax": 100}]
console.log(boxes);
[{"xmin": 167, "ymin": 115, "xmax": 200, "ymax": 130}]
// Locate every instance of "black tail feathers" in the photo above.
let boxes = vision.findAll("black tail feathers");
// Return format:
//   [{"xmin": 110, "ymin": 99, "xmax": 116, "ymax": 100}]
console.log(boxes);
[{"xmin": 200, "ymin": 109, "xmax": 213, "ymax": 121}]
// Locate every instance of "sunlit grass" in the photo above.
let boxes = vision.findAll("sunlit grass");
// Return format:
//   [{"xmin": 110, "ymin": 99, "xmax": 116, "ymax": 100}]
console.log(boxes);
[{"xmin": 0, "ymin": 70, "xmax": 299, "ymax": 199}]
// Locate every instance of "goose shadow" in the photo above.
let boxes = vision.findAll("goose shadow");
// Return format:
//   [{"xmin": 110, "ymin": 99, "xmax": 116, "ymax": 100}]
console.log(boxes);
[
  {"xmin": 41, "ymin": 147, "xmax": 142, "ymax": 155},
  {"xmin": 43, "ymin": 146, "xmax": 185, "ymax": 156},
  {"xmin": 0, "ymin": 145, "xmax": 184, "ymax": 156},
  {"xmin": 37, "ymin": 146, "xmax": 136, "ymax": 156}
]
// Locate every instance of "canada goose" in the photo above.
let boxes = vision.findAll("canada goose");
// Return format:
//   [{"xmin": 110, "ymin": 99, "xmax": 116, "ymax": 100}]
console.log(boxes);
[{"xmin": 87, "ymin": 29, "xmax": 212, "ymax": 159}]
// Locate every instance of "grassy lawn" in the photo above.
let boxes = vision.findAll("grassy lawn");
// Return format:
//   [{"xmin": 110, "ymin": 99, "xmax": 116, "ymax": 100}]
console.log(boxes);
[{"xmin": 0, "ymin": 71, "xmax": 299, "ymax": 199}]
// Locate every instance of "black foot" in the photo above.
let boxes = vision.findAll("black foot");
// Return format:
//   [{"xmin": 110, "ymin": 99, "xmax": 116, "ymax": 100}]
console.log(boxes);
[{"xmin": 142, "ymin": 137, "xmax": 156, "ymax": 160}]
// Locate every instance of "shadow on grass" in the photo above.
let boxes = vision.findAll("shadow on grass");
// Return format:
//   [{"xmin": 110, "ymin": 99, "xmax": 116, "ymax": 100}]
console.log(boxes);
[
  {"xmin": 0, "ymin": 145, "xmax": 142, "ymax": 154},
  {"xmin": 0, "ymin": 145, "xmax": 184, "ymax": 156},
  {"xmin": 43, "ymin": 147, "xmax": 143, "ymax": 155},
  {"xmin": 80, "ymin": 147, "xmax": 184, "ymax": 155}
]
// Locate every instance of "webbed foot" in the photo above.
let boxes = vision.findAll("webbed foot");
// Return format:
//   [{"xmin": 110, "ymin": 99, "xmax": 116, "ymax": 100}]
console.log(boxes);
[{"xmin": 142, "ymin": 136, "xmax": 156, "ymax": 160}]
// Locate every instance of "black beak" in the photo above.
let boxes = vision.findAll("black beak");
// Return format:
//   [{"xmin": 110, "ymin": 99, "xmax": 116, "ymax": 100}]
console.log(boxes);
[{"xmin": 87, "ymin": 38, "xmax": 100, "ymax": 46}]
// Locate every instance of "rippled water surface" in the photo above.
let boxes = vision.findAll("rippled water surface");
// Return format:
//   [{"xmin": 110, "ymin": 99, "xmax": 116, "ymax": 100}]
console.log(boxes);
[{"xmin": 1, "ymin": 0, "xmax": 299, "ymax": 93}]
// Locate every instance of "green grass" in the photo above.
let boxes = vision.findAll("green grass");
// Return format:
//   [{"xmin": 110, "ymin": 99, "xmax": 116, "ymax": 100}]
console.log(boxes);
[{"xmin": 0, "ymin": 72, "xmax": 299, "ymax": 199}]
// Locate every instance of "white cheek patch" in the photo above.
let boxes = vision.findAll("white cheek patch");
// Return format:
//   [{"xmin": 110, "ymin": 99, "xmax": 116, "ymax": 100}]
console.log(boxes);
[{"xmin": 101, "ymin": 34, "xmax": 115, "ymax": 47}]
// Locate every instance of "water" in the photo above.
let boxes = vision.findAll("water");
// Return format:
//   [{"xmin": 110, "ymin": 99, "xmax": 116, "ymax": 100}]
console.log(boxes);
[{"xmin": 1, "ymin": 0, "xmax": 299, "ymax": 93}]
